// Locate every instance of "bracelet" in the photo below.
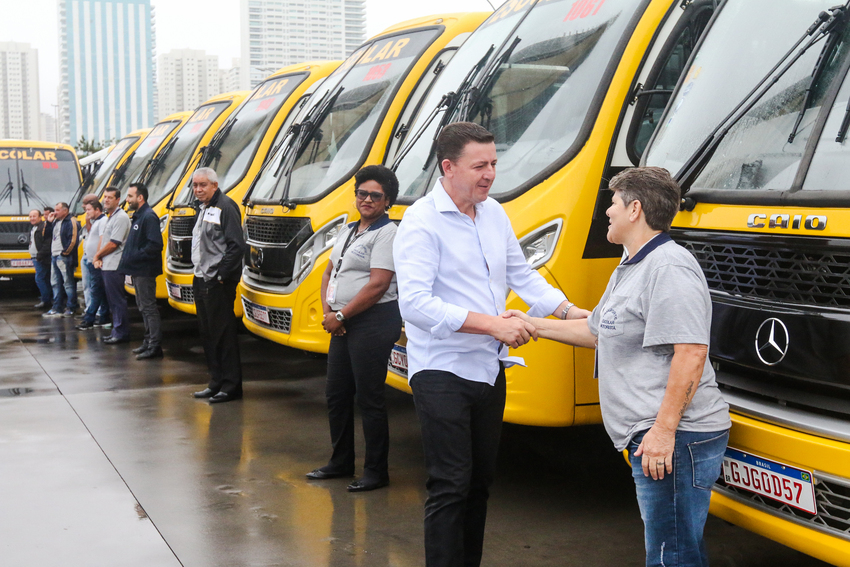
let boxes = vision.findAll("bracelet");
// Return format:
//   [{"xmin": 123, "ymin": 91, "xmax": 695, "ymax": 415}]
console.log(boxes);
[{"xmin": 561, "ymin": 301, "xmax": 575, "ymax": 320}]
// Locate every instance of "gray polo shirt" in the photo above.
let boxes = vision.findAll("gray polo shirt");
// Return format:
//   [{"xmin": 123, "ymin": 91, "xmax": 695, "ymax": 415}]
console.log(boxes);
[
  {"xmin": 51, "ymin": 220, "xmax": 63, "ymax": 257},
  {"xmin": 327, "ymin": 216, "xmax": 397, "ymax": 311},
  {"xmin": 83, "ymin": 214, "xmax": 106, "ymax": 261},
  {"xmin": 101, "ymin": 208, "xmax": 131, "ymax": 271},
  {"xmin": 587, "ymin": 233, "xmax": 730, "ymax": 451}
]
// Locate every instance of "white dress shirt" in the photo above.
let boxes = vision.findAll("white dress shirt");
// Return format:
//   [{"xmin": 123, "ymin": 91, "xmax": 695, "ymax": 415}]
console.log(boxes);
[{"xmin": 394, "ymin": 179, "xmax": 567, "ymax": 385}]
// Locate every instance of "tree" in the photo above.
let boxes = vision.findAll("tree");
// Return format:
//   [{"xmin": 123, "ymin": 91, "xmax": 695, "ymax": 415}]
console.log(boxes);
[{"xmin": 75, "ymin": 136, "xmax": 113, "ymax": 158}]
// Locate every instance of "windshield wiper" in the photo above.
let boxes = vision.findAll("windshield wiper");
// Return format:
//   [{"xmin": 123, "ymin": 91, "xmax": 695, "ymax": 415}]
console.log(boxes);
[
  {"xmin": 140, "ymin": 136, "xmax": 178, "ymax": 184},
  {"xmin": 18, "ymin": 171, "xmax": 48, "ymax": 210},
  {"xmin": 0, "ymin": 168, "xmax": 14, "ymax": 206},
  {"xmin": 676, "ymin": 3, "xmax": 850, "ymax": 202},
  {"xmin": 110, "ymin": 151, "xmax": 135, "ymax": 187},
  {"xmin": 277, "ymin": 85, "xmax": 345, "ymax": 209},
  {"xmin": 463, "ymin": 36, "xmax": 522, "ymax": 126},
  {"xmin": 200, "ymin": 117, "xmax": 238, "ymax": 169},
  {"xmin": 391, "ymin": 44, "xmax": 496, "ymax": 172}
]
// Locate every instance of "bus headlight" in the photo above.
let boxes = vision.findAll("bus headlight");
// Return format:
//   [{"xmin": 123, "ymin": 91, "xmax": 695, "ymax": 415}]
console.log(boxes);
[
  {"xmin": 518, "ymin": 219, "xmax": 562, "ymax": 270},
  {"xmin": 159, "ymin": 214, "xmax": 168, "ymax": 234},
  {"xmin": 292, "ymin": 214, "xmax": 348, "ymax": 284}
]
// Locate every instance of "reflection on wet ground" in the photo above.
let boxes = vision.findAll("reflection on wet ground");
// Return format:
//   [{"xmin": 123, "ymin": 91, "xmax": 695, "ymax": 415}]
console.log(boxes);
[{"xmin": 0, "ymin": 283, "xmax": 829, "ymax": 566}]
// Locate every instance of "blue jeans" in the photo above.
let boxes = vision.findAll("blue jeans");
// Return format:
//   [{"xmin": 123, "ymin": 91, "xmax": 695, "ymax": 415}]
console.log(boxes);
[
  {"xmin": 34, "ymin": 258, "xmax": 52, "ymax": 304},
  {"xmin": 50, "ymin": 256, "xmax": 77, "ymax": 312},
  {"xmin": 628, "ymin": 429, "xmax": 729, "ymax": 567},
  {"xmin": 82, "ymin": 260, "xmax": 109, "ymax": 324}
]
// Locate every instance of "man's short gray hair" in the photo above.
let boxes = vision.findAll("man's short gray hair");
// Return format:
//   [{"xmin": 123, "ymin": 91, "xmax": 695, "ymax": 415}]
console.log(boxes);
[{"xmin": 193, "ymin": 167, "xmax": 219, "ymax": 185}]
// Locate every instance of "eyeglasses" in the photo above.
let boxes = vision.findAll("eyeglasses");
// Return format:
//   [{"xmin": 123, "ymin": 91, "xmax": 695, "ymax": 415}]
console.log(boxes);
[{"xmin": 355, "ymin": 189, "xmax": 386, "ymax": 202}]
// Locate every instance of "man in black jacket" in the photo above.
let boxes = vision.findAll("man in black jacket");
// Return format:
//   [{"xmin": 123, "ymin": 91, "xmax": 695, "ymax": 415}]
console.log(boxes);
[
  {"xmin": 44, "ymin": 202, "xmax": 81, "ymax": 317},
  {"xmin": 189, "ymin": 168, "xmax": 247, "ymax": 404},
  {"xmin": 28, "ymin": 208, "xmax": 53, "ymax": 309},
  {"xmin": 119, "ymin": 183, "xmax": 164, "ymax": 360}
]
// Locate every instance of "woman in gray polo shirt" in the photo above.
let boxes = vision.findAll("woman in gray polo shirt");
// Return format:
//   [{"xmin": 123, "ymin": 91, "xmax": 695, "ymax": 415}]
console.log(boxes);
[
  {"xmin": 508, "ymin": 167, "xmax": 730, "ymax": 567},
  {"xmin": 306, "ymin": 165, "xmax": 403, "ymax": 493}
]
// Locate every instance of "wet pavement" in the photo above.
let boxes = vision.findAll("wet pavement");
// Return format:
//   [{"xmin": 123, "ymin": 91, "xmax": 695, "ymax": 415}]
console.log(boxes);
[{"xmin": 0, "ymin": 281, "xmax": 830, "ymax": 567}]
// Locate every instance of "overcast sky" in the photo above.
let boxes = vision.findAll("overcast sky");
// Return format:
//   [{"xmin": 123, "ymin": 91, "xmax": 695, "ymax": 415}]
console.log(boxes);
[{"xmin": 1, "ymin": 0, "xmax": 499, "ymax": 115}]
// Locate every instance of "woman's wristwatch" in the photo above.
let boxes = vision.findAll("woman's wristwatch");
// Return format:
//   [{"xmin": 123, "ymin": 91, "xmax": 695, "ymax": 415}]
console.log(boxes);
[
  {"xmin": 560, "ymin": 301, "xmax": 575, "ymax": 320},
  {"xmin": 335, "ymin": 311, "xmax": 346, "ymax": 322}
]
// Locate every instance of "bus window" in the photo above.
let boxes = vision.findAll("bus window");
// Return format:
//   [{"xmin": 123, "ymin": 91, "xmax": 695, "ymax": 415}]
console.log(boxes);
[
  {"xmin": 0, "ymin": 149, "xmax": 81, "ymax": 214},
  {"xmin": 626, "ymin": 0, "xmax": 716, "ymax": 163},
  {"xmin": 802, "ymin": 70, "xmax": 850, "ymax": 191},
  {"xmin": 644, "ymin": 0, "xmax": 841, "ymax": 181}
]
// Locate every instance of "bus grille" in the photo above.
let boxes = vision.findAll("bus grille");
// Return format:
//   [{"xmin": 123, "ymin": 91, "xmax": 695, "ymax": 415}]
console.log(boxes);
[
  {"xmin": 715, "ymin": 473, "xmax": 850, "ymax": 540},
  {"xmin": 169, "ymin": 215, "xmax": 196, "ymax": 237},
  {"xmin": 246, "ymin": 216, "xmax": 311, "ymax": 246},
  {"xmin": 672, "ymin": 231, "xmax": 850, "ymax": 309},
  {"xmin": 0, "ymin": 222, "xmax": 30, "ymax": 234},
  {"xmin": 242, "ymin": 297, "xmax": 292, "ymax": 333},
  {"xmin": 0, "ymin": 222, "xmax": 31, "ymax": 250}
]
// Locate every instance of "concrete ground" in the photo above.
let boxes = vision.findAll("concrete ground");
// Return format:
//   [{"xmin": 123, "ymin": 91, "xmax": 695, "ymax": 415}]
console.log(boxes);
[{"xmin": 0, "ymin": 281, "xmax": 830, "ymax": 567}]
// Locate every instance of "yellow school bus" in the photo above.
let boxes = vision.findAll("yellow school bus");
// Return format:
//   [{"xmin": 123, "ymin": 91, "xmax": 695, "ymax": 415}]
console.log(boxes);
[
  {"xmin": 164, "ymin": 61, "xmax": 341, "ymax": 316},
  {"xmin": 238, "ymin": 12, "xmax": 490, "ymax": 349},
  {"xmin": 370, "ymin": 0, "xmax": 716, "ymax": 426},
  {"xmin": 123, "ymin": 92, "xmax": 250, "ymax": 299},
  {"xmin": 642, "ymin": 0, "xmax": 850, "ymax": 563},
  {"xmin": 0, "ymin": 141, "xmax": 82, "ymax": 277}
]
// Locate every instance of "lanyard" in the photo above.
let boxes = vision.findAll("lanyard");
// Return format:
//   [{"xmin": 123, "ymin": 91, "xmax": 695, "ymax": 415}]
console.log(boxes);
[{"xmin": 333, "ymin": 225, "xmax": 365, "ymax": 278}]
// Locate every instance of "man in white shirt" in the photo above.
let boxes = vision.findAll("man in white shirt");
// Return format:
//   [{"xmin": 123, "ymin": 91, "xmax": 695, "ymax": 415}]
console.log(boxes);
[{"xmin": 394, "ymin": 122, "xmax": 589, "ymax": 567}]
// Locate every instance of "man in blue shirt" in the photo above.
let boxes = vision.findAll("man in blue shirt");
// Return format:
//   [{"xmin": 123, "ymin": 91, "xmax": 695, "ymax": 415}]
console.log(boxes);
[{"xmin": 394, "ymin": 122, "xmax": 589, "ymax": 567}]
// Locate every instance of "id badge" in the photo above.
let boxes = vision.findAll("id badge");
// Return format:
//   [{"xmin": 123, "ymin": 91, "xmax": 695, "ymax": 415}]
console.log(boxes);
[{"xmin": 326, "ymin": 276, "xmax": 338, "ymax": 304}]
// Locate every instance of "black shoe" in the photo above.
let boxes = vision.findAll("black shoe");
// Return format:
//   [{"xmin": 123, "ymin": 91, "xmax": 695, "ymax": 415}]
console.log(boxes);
[
  {"xmin": 192, "ymin": 388, "xmax": 218, "ymax": 399},
  {"xmin": 209, "ymin": 391, "xmax": 242, "ymax": 404},
  {"xmin": 103, "ymin": 336, "xmax": 130, "ymax": 344},
  {"xmin": 347, "ymin": 478, "xmax": 389, "ymax": 492},
  {"xmin": 132, "ymin": 344, "xmax": 150, "ymax": 354},
  {"xmin": 306, "ymin": 467, "xmax": 355, "ymax": 480},
  {"xmin": 76, "ymin": 321, "xmax": 94, "ymax": 330},
  {"xmin": 136, "ymin": 346, "xmax": 163, "ymax": 360}
]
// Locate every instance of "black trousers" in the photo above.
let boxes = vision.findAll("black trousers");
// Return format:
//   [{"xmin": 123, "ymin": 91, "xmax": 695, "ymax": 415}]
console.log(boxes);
[
  {"xmin": 325, "ymin": 301, "xmax": 402, "ymax": 481},
  {"xmin": 410, "ymin": 366, "xmax": 506, "ymax": 567},
  {"xmin": 193, "ymin": 277, "xmax": 242, "ymax": 395}
]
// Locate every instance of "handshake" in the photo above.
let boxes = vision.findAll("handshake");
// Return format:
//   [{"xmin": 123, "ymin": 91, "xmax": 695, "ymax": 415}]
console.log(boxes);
[{"xmin": 493, "ymin": 304, "xmax": 592, "ymax": 349}]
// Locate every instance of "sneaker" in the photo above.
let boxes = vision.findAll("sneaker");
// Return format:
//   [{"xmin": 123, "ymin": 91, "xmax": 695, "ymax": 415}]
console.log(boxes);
[
  {"xmin": 42, "ymin": 310, "xmax": 62, "ymax": 318},
  {"xmin": 76, "ymin": 321, "xmax": 94, "ymax": 330},
  {"xmin": 62, "ymin": 309, "xmax": 76, "ymax": 318},
  {"xmin": 94, "ymin": 319, "xmax": 111, "ymax": 328},
  {"xmin": 99, "ymin": 322, "xmax": 113, "ymax": 330},
  {"xmin": 34, "ymin": 301, "xmax": 46, "ymax": 309}
]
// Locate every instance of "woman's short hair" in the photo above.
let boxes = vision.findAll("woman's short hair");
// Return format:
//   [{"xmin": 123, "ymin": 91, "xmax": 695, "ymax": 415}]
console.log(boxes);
[
  {"xmin": 608, "ymin": 167, "xmax": 681, "ymax": 231},
  {"xmin": 436, "ymin": 122, "xmax": 495, "ymax": 174},
  {"xmin": 354, "ymin": 165, "xmax": 400, "ymax": 207}
]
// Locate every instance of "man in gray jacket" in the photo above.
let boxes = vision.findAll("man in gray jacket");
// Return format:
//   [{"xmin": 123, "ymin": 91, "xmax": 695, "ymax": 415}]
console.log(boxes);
[{"xmin": 189, "ymin": 167, "xmax": 247, "ymax": 404}]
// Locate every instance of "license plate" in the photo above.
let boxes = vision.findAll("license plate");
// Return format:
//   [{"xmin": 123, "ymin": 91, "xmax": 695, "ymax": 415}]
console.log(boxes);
[
  {"xmin": 722, "ymin": 447, "xmax": 817, "ymax": 514},
  {"xmin": 167, "ymin": 283, "xmax": 181, "ymax": 299},
  {"xmin": 251, "ymin": 305, "xmax": 270, "ymax": 325},
  {"xmin": 388, "ymin": 344, "xmax": 408, "ymax": 376},
  {"xmin": 125, "ymin": 275, "xmax": 133, "ymax": 287},
  {"xmin": 11, "ymin": 259, "xmax": 33, "ymax": 267}
]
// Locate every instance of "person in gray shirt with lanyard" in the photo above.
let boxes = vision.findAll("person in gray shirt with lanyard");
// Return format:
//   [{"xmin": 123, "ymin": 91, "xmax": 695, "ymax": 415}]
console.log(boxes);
[
  {"xmin": 306, "ymin": 165, "xmax": 402, "ymax": 493},
  {"xmin": 507, "ymin": 168, "xmax": 730, "ymax": 567}
]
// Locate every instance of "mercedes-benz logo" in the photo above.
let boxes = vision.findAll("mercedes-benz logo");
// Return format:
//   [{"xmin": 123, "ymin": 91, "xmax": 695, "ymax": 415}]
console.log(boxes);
[
  {"xmin": 754, "ymin": 318, "xmax": 789, "ymax": 366},
  {"xmin": 17, "ymin": 234, "xmax": 28, "ymax": 245},
  {"xmin": 256, "ymin": 248, "xmax": 264, "ymax": 268}
]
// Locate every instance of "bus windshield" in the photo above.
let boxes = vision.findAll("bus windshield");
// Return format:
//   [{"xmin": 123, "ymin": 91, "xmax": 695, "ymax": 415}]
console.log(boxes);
[
  {"xmin": 173, "ymin": 76, "xmax": 305, "ymax": 207},
  {"xmin": 114, "ymin": 121, "xmax": 181, "ymax": 193},
  {"xmin": 145, "ymin": 101, "xmax": 231, "ymax": 206},
  {"xmin": 73, "ymin": 135, "xmax": 140, "ymax": 214},
  {"xmin": 396, "ymin": 0, "xmax": 645, "ymax": 201},
  {"xmin": 250, "ymin": 28, "xmax": 441, "ymax": 203},
  {"xmin": 0, "ymin": 148, "xmax": 81, "ymax": 215},
  {"xmin": 644, "ymin": 0, "xmax": 842, "ymax": 191}
]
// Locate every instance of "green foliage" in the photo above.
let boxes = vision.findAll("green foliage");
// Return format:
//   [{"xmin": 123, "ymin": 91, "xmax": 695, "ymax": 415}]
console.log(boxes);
[{"xmin": 75, "ymin": 136, "xmax": 113, "ymax": 157}]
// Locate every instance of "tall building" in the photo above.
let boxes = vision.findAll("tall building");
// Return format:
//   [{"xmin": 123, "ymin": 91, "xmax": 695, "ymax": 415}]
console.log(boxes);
[
  {"xmin": 0, "ymin": 42, "xmax": 40, "ymax": 140},
  {"xmin": 58, "ymin": 0, "xmax": 157, "ymax": 146},
  {"xmin": 220, "ymin": 58, "xmax": 242, "ymax": 94},
  {"xmin": 157, "ymin": 49, "xmax": 222, "ymax": 119},
  {"xmin": 40, "ymin": 112, "xmax": 57, "ymax": 143},
  {"xmin": 239, "ymin": 0, "xmax": 366, "ymax": 88}
]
